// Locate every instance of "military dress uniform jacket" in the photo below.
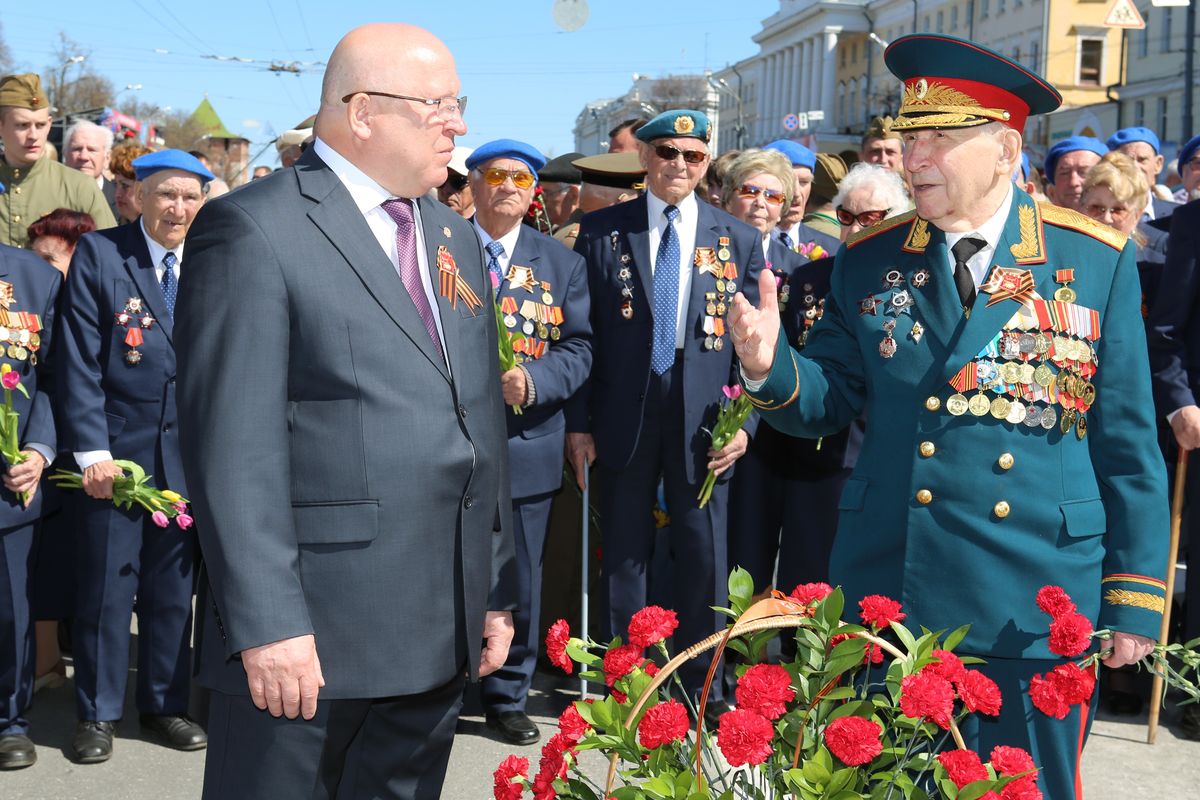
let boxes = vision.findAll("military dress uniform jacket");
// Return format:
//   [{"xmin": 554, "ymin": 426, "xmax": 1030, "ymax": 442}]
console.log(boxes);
[
  {"xmin": 56, "ymin": 222, "xmax": 186, "ymax": 496},
  {"xmin": 500, "ymin": 226, "xmax": 592, "ymax": 499},
  {"xmin": 745, "ymin": 187, "xmax": 1168, "ymax": 659},
  {"xmin": 0, "ymin": 158, "xmax": 116, "ymax": 249},
  {"xmin": 567, "ymin": 195, "xmax": 766, "ymax": 485},
  {"xmin": 0, "ymin": 245, "xmax": 59, "ymax": 525}
]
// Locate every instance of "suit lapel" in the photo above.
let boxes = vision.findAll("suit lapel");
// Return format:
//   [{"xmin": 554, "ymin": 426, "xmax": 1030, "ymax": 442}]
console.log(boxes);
[
  {"xmin": 122, "ymin": 225, "xmax": 174, "ymax": 345},
  {"xmin": 689, "ymin": 203, "xmax": 723, "ymax": 332},
  {"xmin": 418, "ymin": 197, "xmax": 474, "ymax": 382},
  {"xmin": 300, "ymin": 161, "xmax": 448, "ymax": 381},
  {"xmin": 909, "ymin": 229, "xmax": 960, "ymax": 361},
  {"xmin": 623, "ymin": 197, "xmax": 653, "ymax": 314}
]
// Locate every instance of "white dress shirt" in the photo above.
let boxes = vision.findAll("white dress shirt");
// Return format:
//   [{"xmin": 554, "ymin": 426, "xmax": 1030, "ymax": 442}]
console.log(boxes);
[
  {"xmin": 473, "ymin": 218, "xmax": 523, "ymax": 282},
  {"xmin": 646, "ymin": 190, "xmax": 698, "ymax": 350},
  {"xmin": 944, "ymin": 183, "xmax": 1013, "ymax": 291},
  {"xmin": 75, "ymin": 222, "xmax": 184, "ymax": 470},
  {"xmin": 313, "ymin": 137, "xmax": 449, "ymax": 364}
]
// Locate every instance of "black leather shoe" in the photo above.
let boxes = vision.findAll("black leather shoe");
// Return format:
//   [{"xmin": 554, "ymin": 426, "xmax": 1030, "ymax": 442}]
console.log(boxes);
[
  {"xmin": 139, "ymin": 713, "xmax": 207, "ymax": 751},
  {"xmin": 72, "ymin": 720, "xmax": 115, "ymax": 764},
  {"xmin": 486, "ymin": 711, "xmax": 540, "ymax": 745},
  {"xmin": 1180, "ymin": 704, "xmax": 1200, "ymax": 741},
  {"xmin": 0, "ymin": 734, "xmax": 36, "ymax": 769}
]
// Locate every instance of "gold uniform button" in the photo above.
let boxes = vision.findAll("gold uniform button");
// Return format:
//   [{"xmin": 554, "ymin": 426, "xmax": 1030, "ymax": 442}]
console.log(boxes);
[
  {"xmin": 925, "ymin": 396, "xmax": 941, "ymax": 412},
  {"xmin": 998, "ymin": 452, "xmax": 1014, "ymax": 470},
  {"xmin": 994, "ymin": 500, "xmax": 1011, "ymax": 518},
  {"xmin": 919, "ymin": 441, "xmax": 936, "ymax": 457},
  {"xmin": 916, "ymin": 489, "xmax": 933, "ymax": 505},
  {"xmin": 12, "ymin": 215, "xmax": 19, "ymax": 222},
  {"xmin": 12, "ymin": 187, "xmax": 19, "ymax": 194}
]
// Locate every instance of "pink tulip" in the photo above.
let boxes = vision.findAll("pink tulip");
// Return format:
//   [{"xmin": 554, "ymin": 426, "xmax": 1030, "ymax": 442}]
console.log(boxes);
[
  {"xmin": 173, "ymin": 501, "xmax": 188, "ymax": 514},
  {"xmin": 175, "ymin": 513, "xmax": 194, "ymax": 530},
  {"xmin": 151, "ymin": 510, "xmax": 170, "ymax": 528},
  {"xmin": 1, "ymin": 372, "xmax": 19, "ymax": 390},
  {"xmin": 722, "ymin": 384, "xmax": 743, "ymax": 401}
]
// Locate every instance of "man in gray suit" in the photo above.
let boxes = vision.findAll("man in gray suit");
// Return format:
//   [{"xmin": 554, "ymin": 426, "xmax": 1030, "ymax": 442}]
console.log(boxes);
[{"xmin": 175, "ymin": 23, "xmax": 515, "ymax": 800}]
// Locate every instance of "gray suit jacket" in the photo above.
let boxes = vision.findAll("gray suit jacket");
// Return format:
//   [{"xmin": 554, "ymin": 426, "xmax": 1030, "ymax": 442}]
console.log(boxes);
[{"xmin": 176, "ymin": 148, "xmax": 515, "ymax": 699}]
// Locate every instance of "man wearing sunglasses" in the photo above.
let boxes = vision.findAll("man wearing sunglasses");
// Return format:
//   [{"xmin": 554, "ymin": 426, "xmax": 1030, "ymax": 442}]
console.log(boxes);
[
  {"xmin": 732, "ymin": 35, "xmax": 1167, "ymax": 798},
  {"xmin": 436, "ymin": 145, "xmax": 475, "ymax": 219},
  {"xmin": 566, "ymin": 109, "xmax": 765, "ymax": 717},
  {"xmin": 464, "ymin": 139, "xmax": 592, "ymax": 746},
  {"xmin": 176, "ymin": 23, "xmax": 516, "ymax": 799}
]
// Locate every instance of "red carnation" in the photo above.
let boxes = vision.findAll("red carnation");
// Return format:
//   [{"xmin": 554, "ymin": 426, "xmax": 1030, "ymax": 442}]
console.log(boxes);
[
  {"xmin": 557, "ymin": 703, "xmax": 591, "ymax": 744},
  {"xmin": 532, "ymin": 733, "xmax": 573, "ymax": 800},
  {"xmin": 1035, "ymin": 586, "xmax": 1077, "ymax": 619},
  {"xmin": 545, "ymin": 619, "xmax": 572, "ymax": 674},
  {"xmin": 899, "ymin": 669, "xmax": 955, "ymax": 729},
  {"xmin": 637, "ymin": 700, "xmax": 689, "ymax": 749},
  {"xmin": 627, "ymin": 605, "xmax": 679, "ymax": 648},
  {"xmin": 823, "ymin": 715, "xmax": 883, "ymax": 766},
  {"xmin": 790, "ymin": 582, "xmax": 834, "ymax": 605},
  {"xmin": 493, "ymin": 754, "xmax": 529, "ymax": 800},
  {"xmin": 859, "ymin": 594, "xmax": 906, "ymax": 628},
  {"xmin": 1028, "ymin": 673, "xmax": 1070, "ymax": 719},
  {"xmin": 929, "ymin": 649, "xmax": 966, "ymax": 682},
  {"xmin": 610, "ymin": 687, "xmax": 628, "ymax": 704},
  {"xmin": 715, "ymin": 709, "xmax": 776, "ymax": 767},
  {"xmin": 829, "ymin": 632, "xmax": 852, "ymax": 649},
  {"xmin": 1048, "ymin": 613, "xmax": 1093, "ymax": 657},
  {"xmin": 990, "ymin": 745, "xmax": 1036, "ymax": 775},
  {"xmin": 1001, "ymin": 775, "xmax": 1044, "ymax": 800},
  {"xmin": 1048, "ymin": 662, "xmax": 1096, "ymax": 705},
  {"xmin": 865, "ymin": 642, "xmax": 884, "ymax": 665},
  {"xmin": 644, "ymin": 661, "xmax": 660, "ymax": 677},
  {"xmin": 735, "ymin": 664, "xmax": 796, "ymax": 720},
  {"xmin": 957, "ymin": 669, "xmax": 1003, "ymax": 716},
  {"xmin": 603, "ymin": 644, "xmax": 644, "ymax": 687},
  {"xmin": 938, "ymin": 749, "xmax": 988, "ymax": 788}
]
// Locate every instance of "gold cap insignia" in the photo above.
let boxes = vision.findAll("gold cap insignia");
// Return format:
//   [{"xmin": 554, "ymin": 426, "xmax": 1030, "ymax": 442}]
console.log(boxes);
[{"xmin": 674, "ymin": 115, "xmax": 695, "ymax": 135}]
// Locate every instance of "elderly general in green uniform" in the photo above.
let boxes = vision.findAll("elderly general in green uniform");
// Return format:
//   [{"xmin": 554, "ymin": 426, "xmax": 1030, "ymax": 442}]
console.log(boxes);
[
  {"xmin": 731, "ymin": 35, "xmax": 1167, "ymax": 800},
  {"xmin": 0, "ymin": 73, "xmax": 115, "ymax": 249}
]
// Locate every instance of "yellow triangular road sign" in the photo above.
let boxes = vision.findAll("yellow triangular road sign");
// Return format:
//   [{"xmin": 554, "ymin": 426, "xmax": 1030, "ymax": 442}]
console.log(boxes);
[{"xmin": 1105, "ymin": 0, "xmax": 1147, "ymax": 28}]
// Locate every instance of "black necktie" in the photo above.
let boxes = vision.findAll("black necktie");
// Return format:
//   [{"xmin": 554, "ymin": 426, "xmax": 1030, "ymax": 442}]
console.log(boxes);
[{"xmin": 951, "ymin": 236, "xmax": 985, "ymax": 310}]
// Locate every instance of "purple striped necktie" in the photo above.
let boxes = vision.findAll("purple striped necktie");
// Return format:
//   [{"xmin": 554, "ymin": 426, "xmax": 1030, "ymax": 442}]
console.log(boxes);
[{"xmin": 380, "ymin": 198, "xmax": 444, "ymax": 357}]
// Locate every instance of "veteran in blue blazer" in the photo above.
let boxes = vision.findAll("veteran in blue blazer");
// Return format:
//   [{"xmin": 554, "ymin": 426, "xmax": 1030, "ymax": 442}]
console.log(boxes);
[
  {"xmin": 566, "ymin": 110, "xmax": 764, "ymax": 707},
  {"xmin": 56, "ymin": 150, "xmax": 213, "ymax": 763},
  {"xmin": 731, "ymin": 36, "xmax": 1167, "ymax": 800},
  {"xmin": 466, "ymin": 140, "xmax": 592, "ymax": 746},
  {"xmin": 0, "ymin": 244, "xmax": 59, "ymax": 770}
]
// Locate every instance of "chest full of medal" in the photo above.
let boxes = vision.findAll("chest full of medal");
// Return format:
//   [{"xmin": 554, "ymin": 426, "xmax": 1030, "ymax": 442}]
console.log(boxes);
[{"xmin": 696, "ymin": 238, "xmax": 737, "ymax": 352}]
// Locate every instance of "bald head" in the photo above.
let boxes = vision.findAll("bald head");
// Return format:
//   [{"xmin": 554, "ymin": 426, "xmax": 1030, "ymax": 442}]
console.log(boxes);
[{"xmin": 315, "ymin": 23, "xmax": 466, "ymax": 198}]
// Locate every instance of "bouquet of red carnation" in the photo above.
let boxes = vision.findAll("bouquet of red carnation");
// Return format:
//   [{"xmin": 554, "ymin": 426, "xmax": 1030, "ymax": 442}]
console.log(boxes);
[
  {"xmin": 494, "ymin": 569, "xmax": 1043, "ymax": 800},
  {"xmin": 697, "ymin": 384, "xmax": 752, "ymax": 509}
]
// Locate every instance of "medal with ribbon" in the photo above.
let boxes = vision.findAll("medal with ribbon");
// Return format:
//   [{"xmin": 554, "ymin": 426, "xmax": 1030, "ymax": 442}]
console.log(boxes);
[
  {"xmin": 437, "ymin": 245, "xmax": 483, "ymax": 315},
  {"xmin": 980, "ymin": 266, "xmax": 1036, "ymax": 307}
]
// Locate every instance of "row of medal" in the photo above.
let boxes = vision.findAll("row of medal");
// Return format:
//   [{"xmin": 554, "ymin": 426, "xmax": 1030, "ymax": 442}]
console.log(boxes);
[
  {"xmin": 779, "ymin": 270, "xmax": 825, "ymax": 349},
  {"xmin": 696, "ymin": 237, "xmax": 738, "ymax": 352},
  {"xmin": 0, "ymin": 282, "xmax": 45, "ymax": 366},
  {"xmin": 115, "ymin": 297, "xmax": 155, "ymax": 366},
  {"xmin": 500, "ymin": 271, "xmax": 562, "ymax": 363}
]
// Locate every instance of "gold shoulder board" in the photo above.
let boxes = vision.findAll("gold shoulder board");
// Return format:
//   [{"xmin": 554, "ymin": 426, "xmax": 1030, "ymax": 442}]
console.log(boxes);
[
  {"xmin": 846, "ymin": 209, "xmax": 918, "ymax": 249},
  {"xmin": 1038, "ymin": 202, "xmax": 1127, "ymax": 252}
]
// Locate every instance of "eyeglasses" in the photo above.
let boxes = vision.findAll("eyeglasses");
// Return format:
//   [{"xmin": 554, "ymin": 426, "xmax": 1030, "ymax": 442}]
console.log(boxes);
[
  {"xmin": 341, "ymin": 91, "xmax": 467, "ymax": 120},
  {"xmin": 481, "ymin": 167, "xmax": 536, "ymax": 190},
  {"xmin": 653, "ymin": 144, "xmax": 707, "ymax": 165},
  {"xmin": 835, "ymin": 206, "xmax": 890, "ymax": 227},
  {"xmin": 1085, "ymin": 203, "xmax": 1131, "ymax": 222},
  {"xmin": 441, "ymin": 173, "xmax": 468, "ymax": 191},
  {"xmin": 736, "ymin": 183, "xmax": 787, "ymax": 206}
]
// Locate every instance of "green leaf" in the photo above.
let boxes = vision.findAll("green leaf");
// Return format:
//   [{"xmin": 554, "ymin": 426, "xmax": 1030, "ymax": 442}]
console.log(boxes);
[
  {"xmin": 956, "ymin": 780, "xmax": 998, "ymax": 800},
  {"xmin": 803, "ymin": 757, "xmax": 831, "ymax": 786},
  {"xmin": 942, "ymin": 624, "xmax": 970, "ymax": 652},
  {"xmin": 643, "ymin": 774, "xmax": 675, "ymax": 799},
  {"xmin": 566, "ymin": 640, "xmax": 602, "ymax": 667},
  {"xmin": 827, "ymin": 766, "xmax": 856, "ymax": 794},
  {"xmin": 890, "ymin": 621, "xmax": 918, "ymax": 655},
  {"xmin": 566, "ymin": 777, "xmax": 602, "ymax": 800},
  {"xmin": 825, "ymin": 701, "xmax": 875, "ymax": 721},
  {"xmin": 820, "ymin": 588, "xmax": 845, "ymax": 628},
  {"xmin": 727, "ymin": 567, "xmax": 755, "ymax": 606},
  {"xmin": 611, "ymin": 787, "xmax": 645, "ymax": 800}
]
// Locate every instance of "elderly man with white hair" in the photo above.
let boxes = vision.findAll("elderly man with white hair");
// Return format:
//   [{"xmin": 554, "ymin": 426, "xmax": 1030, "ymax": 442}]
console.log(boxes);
[{"xmin": 63, "ymin": 120, "xmax": 118, "ymax": 221}]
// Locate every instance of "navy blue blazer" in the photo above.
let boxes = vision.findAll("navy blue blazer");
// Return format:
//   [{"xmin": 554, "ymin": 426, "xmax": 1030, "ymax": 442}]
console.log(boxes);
[
  {"xmin": 498, "ymin": 226, "xmax": 592, "ymax": 499},
  {"xmin": 781, "ymin": 223, "xmax": 841, "ymax": 259},
  {"xmin": 56, "ymin": 221, "xmax": 186, "ymax": 495},
  {"xmin": 568, "ymin": 195, "xmax": 766, "ymax": 484},
  {"xmin": 1148, "ymin": 200, "xmax": 1200, "ymax": 415},
  {"xmin": 0, "ymin": 245, "xmax": 60, "ymax": 527}
]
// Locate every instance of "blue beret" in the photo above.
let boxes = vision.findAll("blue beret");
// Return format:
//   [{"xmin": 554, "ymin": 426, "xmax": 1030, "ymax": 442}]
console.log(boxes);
[
  {"xmin": 1107, "ymin": 126, "xmax": 1160, "ymax": 154},
  {"xmin": 1043, "ymin": 136, "xmax": 1107, "ymax": 184},
  {"xmin": 764, "ymin": 140, "xmax": 817, "ymax": 171},
  {"xmin": 1177, "ymin": 134, "xmax": 1200, "ymax": 172},
  {"xmin": 465, "ymin": 139, "xmax": 546, "ymax": 178},
  {"xmin": 1014, "ymin": 151, "xmax": 1031, "ymax": 184},
  {"xmin": 131, "ymin": 149, "xmax": 215, "ymax": 184},
  {"xmin": 634, "ymin": 110, "xmax": 710, "ymax": 143}
]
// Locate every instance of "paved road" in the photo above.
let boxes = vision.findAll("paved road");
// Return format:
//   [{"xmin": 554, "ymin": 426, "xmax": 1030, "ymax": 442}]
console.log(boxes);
[{"xmin": 5, "ymin": 659, "xmax": 1198, "ymax": 799}]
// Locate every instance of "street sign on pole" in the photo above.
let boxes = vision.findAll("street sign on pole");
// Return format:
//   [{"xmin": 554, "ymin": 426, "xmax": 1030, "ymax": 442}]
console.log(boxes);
[
  {"xmin": 1104, "ymin": 0, "xmax": 1147, "ymax": 28},
  {"xmin": 1150, "ymin": 0, "xmax": 1188, "ymax": 7},
  {"xmin": 782, "ymin": 113, "xmax": 799, "ymax": 131}
]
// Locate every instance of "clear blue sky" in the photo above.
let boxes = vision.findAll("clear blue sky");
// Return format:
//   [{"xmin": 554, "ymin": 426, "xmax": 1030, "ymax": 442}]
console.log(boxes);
[{"xmin": 3, "ymin": 1, "xmax": 777, "ymax": 166}]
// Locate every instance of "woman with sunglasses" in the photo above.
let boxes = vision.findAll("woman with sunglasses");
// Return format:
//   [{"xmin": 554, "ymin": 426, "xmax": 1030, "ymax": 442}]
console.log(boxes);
[{"xmin": 729, "ymin": 161, "xmax": 909, "ymax": 608}]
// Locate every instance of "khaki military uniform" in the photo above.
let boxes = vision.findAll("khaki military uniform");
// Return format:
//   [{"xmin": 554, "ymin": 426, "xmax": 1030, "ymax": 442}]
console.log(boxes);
[{"xmin": 0, "ymin": 157, "xmax": 116, "ymax": 248}]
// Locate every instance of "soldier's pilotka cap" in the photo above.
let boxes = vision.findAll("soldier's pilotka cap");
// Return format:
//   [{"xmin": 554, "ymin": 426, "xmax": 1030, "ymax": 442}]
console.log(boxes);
[
  {"xmin": 466, "ymin": 139, "xmax": 547, "ymax": 177},
  {"xmin": 0, "ymin": 73, "xmax": 49, "ymax": 110},
  {"xmin": 884, "ymin": 33, "xmax": 1061, "ymax": 132},
  {"xmin": 1043, "ymin": 136, "xmax": 1107, "ymax": 183},
  {"xmin": 865, "ymin": 115, "xmax": 902, "ymax": 141},
  {"xmin": 132, "ymin": 149, "xmax": 216, "ymax": 184},
  {"xmin": 764, "ymin": 140, "xmax": 817, "ymax": 171},
  {"xmin": 812, "ymin": 152, "xmax": 848, "ymax": 203},
  {"xmin": 1107, "ymin": 126, "xmax": 1161, "ymax": 154},
  {"xmin": 539, "ymin": 153, "xmax": 584, "ymax": 184},
  {"xmin": 634, "ymin": 110, "xmax": 710, "ymax": 143},
  {"xmin": 570, "ymin": 152, "xmax": 645, "ymax": 190}
]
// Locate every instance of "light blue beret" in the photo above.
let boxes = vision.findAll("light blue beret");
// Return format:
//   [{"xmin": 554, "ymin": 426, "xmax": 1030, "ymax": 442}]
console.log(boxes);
[
  {"xmin": 634, "ymin": 110, "xmax": 711, "ymax": 143},
  {"xmin": 1106, "ymin": 127, "xmax": 1160, "ymax": 154},
  {"xmin": 764, "ymin": 140, "xmax": 817, "ymax": 171},
  {"xmin": 465, "ymin": 139, "xmax": 546, "ymax": 177},
  {"xmin": 131, "ymin": 149, "xmax": 215, "ymax": 184},
  {"xmin": 1043, "ymin": 136, "xmax": 1107, "ymax": 184}
]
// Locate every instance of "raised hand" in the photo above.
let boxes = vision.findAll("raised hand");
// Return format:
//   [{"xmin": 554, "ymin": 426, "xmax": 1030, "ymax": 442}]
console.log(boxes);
[{"xmin": 729, "ymin": 268, "xmax": 782, "ymax": 382}]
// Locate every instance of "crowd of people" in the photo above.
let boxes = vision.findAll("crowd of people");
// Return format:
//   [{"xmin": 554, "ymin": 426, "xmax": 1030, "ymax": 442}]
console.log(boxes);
[{"xmin": 0, "ymin": 19, "xmax": 1198, "ymax": 800}]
